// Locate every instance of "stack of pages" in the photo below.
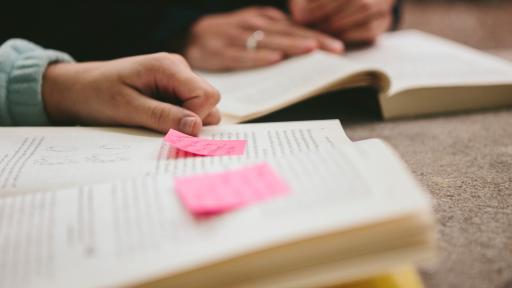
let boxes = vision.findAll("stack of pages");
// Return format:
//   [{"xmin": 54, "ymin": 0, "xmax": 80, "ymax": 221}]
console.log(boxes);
[{"xmin": 0, "ymin": 120, "xmax": 436, "ymax": 288}]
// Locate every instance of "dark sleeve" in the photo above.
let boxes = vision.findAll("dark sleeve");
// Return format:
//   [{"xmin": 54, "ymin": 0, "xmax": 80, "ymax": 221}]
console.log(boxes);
[
  {"xmin": 0, "ymin": 0, "xmax": 167, "ymax": 61},
  {"xmin": 150, "ymin": 4, "xmax": 208, "ymax": 54},
  {"xmin": 392, "ymin": 0, "xmax": 404, "ymax": 30}
]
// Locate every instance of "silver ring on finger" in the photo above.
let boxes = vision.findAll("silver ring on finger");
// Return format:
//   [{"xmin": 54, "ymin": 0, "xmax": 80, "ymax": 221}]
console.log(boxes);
[{"xmin": 246, "ymin": 30, "xmax": 265, "ymax": 51}]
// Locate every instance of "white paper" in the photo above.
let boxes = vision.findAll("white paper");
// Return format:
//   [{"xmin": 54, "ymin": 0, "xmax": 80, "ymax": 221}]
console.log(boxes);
[
  {"xmin": 346, "ymin": 30, "xmax": 512, "ymax": 94},
  {"xmin": 0, "ymin": 120, "xmax": 350, "ymax": 196},
  {"xmin": 197, "ymin": 51, "xmax": 367, "ymax": 117}
]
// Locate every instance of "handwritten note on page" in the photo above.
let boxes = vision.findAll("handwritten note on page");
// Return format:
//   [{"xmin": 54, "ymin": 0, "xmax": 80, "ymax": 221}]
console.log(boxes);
[
  {"xmin": 174, "ymin": 163, "xmax": 290, "ymax": 215},
  {"xmin": 164, "ymin": 129, "xmax": 247, "ymax": 156}
]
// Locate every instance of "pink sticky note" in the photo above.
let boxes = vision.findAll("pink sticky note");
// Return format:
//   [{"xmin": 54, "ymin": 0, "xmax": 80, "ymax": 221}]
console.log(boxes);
[
  {"xmin": 175, "ymin": 163, "xmax": 290, "ymax": 215},
  {"xmin": 164, "ymin": 129, "xmax": 247, "ymax": 156}
]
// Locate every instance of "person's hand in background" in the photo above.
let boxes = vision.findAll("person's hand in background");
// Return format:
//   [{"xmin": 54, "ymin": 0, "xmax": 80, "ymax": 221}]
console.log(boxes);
[
  {"xmin": 42, "ymin": 53, "xmax": 220, "ymax": 135},
  {"xmin": 184, "ymin": 6, "xmax": 344, "ymax": 71},
  {"xmin": 289, "ymin": 0, "xmax": 395, "ymax": 44}
]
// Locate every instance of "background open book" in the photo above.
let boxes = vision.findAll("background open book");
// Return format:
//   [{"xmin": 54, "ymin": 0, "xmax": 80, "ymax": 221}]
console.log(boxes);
[
  {"xmin": 198, "ymin": 30, "xmax": 512, "ymax": 123},
  {"xmin": 0, "ymin": 120, "xmax": 435, "ymax": 288}
]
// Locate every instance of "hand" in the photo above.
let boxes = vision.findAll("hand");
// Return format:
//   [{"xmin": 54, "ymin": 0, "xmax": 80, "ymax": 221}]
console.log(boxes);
[
  {"xmin": 290, "ymin": 0, "xmax": 395, "ymax": 43},
  {"xmin": 184, "ymin": 6, "xmax": 344, "ymax": 71},
  {"xmin": 42, "ymin": 53, "xmax": 221, "ymax": 135}
]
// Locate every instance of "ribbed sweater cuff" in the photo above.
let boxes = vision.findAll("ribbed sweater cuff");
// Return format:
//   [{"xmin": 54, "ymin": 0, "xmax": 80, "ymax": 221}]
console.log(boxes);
[{"xmin": 2, "ymin": 39, "xmax": 74, "ymax": 126}]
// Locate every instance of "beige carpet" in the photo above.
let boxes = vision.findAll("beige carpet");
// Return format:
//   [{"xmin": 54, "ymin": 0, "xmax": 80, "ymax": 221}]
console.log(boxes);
[
  {"xmin": 402, "ymin": 0, "xmax": 512, "ymax": 50},
  {"xmin": 349, "ymin": 1, "xmax": 512, "ymax": 287},
  {"xmin": 346, "ymin": 109, "xmax": 512, "ymax": 288}
]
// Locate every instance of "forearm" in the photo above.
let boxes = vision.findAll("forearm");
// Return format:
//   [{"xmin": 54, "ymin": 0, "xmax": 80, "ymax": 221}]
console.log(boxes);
[{"xmin": 392, "ymin": 0, "xmax": 404, "ymax": 30}]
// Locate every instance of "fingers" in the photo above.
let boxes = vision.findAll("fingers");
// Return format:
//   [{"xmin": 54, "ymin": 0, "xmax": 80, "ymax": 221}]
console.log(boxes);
[
  {"xmin": 225, "ymin": 48, "xmax": 284, "ymax": 69},
  {"xmin": 255, "ymin": 33, "xmax": 318, "ymax": 55},
  {"xmin": 320, "ymin": 0, "xmax": 394, "ymax": 33},
  {"xmin": 185, "ymin": 5, "xmax": 345, "ymax": 71},
  {"xmin": 137, "ymin": 53, "xmax": 221, "ymax": 119},
  {"xmin": 263, "ymin": 22, "xmax": 344, "ymax": 53},
  {"xmin": 187, "ymin": 44, "xmax": 283, "ymax": 71},
  {"xmin": 236, "ymin": 8, "xmax": 343, "ymax": 54},
  {"xmin": 203, "ymin": 108, "xmax": 222, "ymax": 126},
  {"xmin": 121, "ymin": 89, "xmax": 203, "ymax": 135},
  {"xmin": 170, "ymin": 67, "xmax": 222, "ymax": 119},
  {"xmin": 315, "ymin": 33, "xmax": 346, "ymax": 53},
  {"xmin": 191, "ymin": 45, "xmax": 283, "ymax": 71},
  {"xmin": 121, "ymin": 53, "xmax": 222, "ymax": 133}
]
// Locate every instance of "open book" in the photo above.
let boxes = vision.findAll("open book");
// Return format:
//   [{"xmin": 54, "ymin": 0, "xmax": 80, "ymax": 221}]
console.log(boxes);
[
  {"xmin": 198, "ymin": 30, "xmax": 512, "ymax": 123},
  {"xmin": 0, "ymin": 121, "xmax": 435, "ymax": 288}
]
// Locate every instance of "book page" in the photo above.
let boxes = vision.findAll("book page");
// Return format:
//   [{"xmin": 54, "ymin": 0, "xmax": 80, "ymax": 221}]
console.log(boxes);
[
  {"xmin": 0, "ymin": 120, "xmax": 350, "ymax": 197},
  {"xmin": 0, "ymin": 140, "xmax": 431, "ymax": 288},
  {"xmin": 197, "ymin": 51, "xmax": 369, "ymax": 118},
  {"xmin": 346, "ymin": 30, "xmax": 512, "ymax": 94}
]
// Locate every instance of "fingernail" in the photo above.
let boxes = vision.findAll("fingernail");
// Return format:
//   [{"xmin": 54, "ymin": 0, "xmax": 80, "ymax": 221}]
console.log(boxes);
[
  {"xmin": 326, "ymin": 39, "xmax": 344, "ymax": 53},
  {"xmin": 179, "ymin": 116, "xmax": 198, "ymax": 135}
]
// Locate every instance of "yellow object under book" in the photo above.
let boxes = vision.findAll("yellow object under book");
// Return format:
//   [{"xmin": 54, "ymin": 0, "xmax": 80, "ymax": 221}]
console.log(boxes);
[{"xmin": 329, "ymin": 267, "xmax": 424, "ymax": 288}]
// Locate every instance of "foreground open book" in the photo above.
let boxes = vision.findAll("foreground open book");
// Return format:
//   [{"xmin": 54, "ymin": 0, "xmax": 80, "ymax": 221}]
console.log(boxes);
[
  {"xmin": 0, "ymin": 121, "xmax": 435, "ymax": 288},
  {"xmin": 198, "ymin": 30, "xmax": 512, "ymax": 123}
]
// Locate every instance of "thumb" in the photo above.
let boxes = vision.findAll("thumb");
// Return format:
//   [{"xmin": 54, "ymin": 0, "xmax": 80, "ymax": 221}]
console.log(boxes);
[
  {"xmin": 134, "ymin": 53, "xmax": 221, "ymax": 120},
  {"xmin": 123, "ymin": 90, "xmax": 203, "ymax": 135}
]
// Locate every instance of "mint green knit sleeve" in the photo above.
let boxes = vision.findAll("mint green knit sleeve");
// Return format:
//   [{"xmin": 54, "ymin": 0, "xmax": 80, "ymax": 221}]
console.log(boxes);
[{"xmin": 0, "ymin": 39, "xmax": 74, "ymax": 126}]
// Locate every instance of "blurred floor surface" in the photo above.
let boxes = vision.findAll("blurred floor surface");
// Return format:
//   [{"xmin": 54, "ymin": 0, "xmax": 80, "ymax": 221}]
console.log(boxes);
[{"xmin": 345, "ymin": 1, "xmax": 512, "ymax": 288}]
